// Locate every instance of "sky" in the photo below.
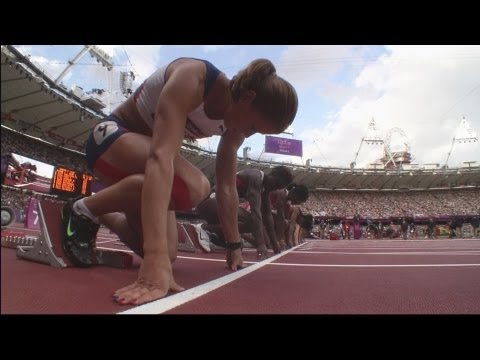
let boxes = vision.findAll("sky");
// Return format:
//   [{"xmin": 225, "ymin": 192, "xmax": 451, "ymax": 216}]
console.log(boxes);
[{"xmin": 13, "ymin": 45, "xmax": 480, "ymax": 169}]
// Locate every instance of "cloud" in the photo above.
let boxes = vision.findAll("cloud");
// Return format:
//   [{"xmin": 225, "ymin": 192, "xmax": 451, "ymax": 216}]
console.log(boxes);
[
  {"xmin": 121, "ymin": 45, "xmax": 163, "ymax": 82},
  {"xmin": 30, "ymin": 54, "xmax": 71, "ymax": 82},
  {"xmin": 292, "ymin": 45, "xmax": 480, "ymax": 168},
  {"xmin": 277, "ymin": 45, "xmax": 375, "ymax": 90}
]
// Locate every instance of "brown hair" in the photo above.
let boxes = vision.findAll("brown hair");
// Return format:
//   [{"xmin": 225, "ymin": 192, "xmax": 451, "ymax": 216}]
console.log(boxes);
[
  {"xmin": 270, "ymin": 165, "xmax": 294, "ymax": 188},
  {"xmin": 230, "ymin": 59, "xmax": 298, "ymax": 133}
]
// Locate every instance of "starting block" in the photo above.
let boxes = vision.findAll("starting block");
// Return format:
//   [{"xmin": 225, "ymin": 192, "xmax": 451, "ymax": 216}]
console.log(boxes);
[
  {"xmin": 182, "ymin": 222, "xmax": 228, "ymax": 253},
  {"xmin": 16, "ymin": 200, "xmax": 133, "ymax": 268},
  {"xmin": 176, "ymin": 222, "xmax": 197, "ymax": 252},
  {"xmin": 176, "ymin": 222, "xmax": 226, "ymax": 253},
  {"xmin": 182, "ymin": 223, "xmax": 209, "ymax": 252}
]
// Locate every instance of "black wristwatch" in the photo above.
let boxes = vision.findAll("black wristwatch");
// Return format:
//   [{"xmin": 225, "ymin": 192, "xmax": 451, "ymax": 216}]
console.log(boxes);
[{"xmin": 224, "ymin": 241, "xmax": 242, "ymax": 250}]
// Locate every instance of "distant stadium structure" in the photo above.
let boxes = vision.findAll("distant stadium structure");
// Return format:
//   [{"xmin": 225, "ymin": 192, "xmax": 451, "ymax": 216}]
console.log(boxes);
[
  {"xmin": 380, "ymin": 127, "xmax": 412, "ymax": 168},
  {"xmin": 351, "ymin": 118, "xmax": 384, "ymax": 169},
  {"xmin": 445, "ymin": 115, "xmax": 479, "ymax": 168}
]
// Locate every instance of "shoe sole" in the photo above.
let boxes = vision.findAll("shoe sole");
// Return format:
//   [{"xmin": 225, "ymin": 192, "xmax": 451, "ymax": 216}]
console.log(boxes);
[{"xmin": 60, "ymin": 202, "xmax": 96, "ymax": 267}]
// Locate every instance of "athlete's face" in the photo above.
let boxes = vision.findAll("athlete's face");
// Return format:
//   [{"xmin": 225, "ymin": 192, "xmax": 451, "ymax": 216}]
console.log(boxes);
[{"xmin": 224, "ymin": 90, "xmax": 278, "ymax": 137}]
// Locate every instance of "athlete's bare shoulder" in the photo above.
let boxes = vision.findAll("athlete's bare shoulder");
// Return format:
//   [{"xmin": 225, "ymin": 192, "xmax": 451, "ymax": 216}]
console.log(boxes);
[{"xmin": 164, "ymin": 58, "xmax": 208, "ymax": 84}]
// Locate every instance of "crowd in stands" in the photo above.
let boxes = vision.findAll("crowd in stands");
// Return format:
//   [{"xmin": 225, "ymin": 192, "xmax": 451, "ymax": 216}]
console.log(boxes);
[
  {"xmin": 1, "ymin": 186, "xmax": 30, "ymax": 213},
  {"xmin": 2, "ymin": 126, "xmax": 479, "ymax": 223},
  {"xmin": 1, "ymin": 128, "xmax": 88, "ymax": 173},
  {"xmin": 1, "ymin": 186, "xmax": 62, "ymax": 209},
  {"xmin": 302, "ymin": 189, "xmax": 480, "ymax": 219}
]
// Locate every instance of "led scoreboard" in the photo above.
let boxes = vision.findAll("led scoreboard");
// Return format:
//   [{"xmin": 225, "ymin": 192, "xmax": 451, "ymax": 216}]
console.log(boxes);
[{"xmin": 50, "ymin": 166, "xmax": 94, "ymax": 197}]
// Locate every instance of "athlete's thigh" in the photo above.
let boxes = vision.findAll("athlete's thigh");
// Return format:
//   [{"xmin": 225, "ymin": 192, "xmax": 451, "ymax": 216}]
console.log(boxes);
[
  {"xmin": 93, "ymin": 130, "xmax": 209, "ymax": 199},
  {"xmin": 107, "ymin": 133, "xmax": 209, "ymax": 190},
  {"xmin": 93, "ymin": 132, "xmax": 151, "ymax": 185}
]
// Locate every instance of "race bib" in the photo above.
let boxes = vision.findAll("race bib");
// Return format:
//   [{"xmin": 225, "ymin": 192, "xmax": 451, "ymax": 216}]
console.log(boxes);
[{"xmin": 93, "ymin": 121, "xmax": 119, "ymax": 145}]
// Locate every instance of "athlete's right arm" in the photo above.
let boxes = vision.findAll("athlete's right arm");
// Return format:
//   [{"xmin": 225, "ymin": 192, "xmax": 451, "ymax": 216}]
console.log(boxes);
[
  {"xmin": 275, "ymin": 192, "xmax": 287, "ymax": 246},
  {"xmin": 142, "ymin": 62, "xmax": 204, "ymax": 258}
]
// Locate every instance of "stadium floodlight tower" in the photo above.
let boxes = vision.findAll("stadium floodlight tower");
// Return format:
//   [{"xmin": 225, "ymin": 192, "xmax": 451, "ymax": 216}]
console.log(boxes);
[
  {"xmin": 53, "ymin": 45, "xmax": 114, "ymax": 109},
  {"xmin": 243, "ymin": 146, "xmax": 251, "ymax": 160},
  {"xmin": 351, "ymin": 118, "xmax": 384, "ymax": 170},
  {"xmin": 120, "ymin": 71, "xmax": 136, "ymax": 97},
  {"xmin": 445, "ymin": 116, "xmax": 479, "ymax": 168},
  {"xmin": 54, "ymin": 45, "xmax": 113, "ymax": 84}
]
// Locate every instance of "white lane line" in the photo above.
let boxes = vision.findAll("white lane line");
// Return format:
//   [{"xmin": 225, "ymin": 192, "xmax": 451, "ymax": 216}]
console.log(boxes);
[
  {"xmin": 268, "ymin": 263, "xmax": 480, "ymax": 267},
  {"xmin": 177, "ymin": 255, "xmax": 258, "ymax": 264},
  {"xmin": 291, "ymin": 251, "xmax": 480, "ymax": 255},
  {"xmin": 96, "ymin": 247, "xmax": 267, "ymax": 265},
  {"xmin": 118, "ymin": 244, "xmax": 303, "ymax": 315}
]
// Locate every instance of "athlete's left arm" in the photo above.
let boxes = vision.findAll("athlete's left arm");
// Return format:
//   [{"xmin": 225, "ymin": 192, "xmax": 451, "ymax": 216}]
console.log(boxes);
[
  {"xmin": 261, "ymin": 191, "xmax": 279, "ymax": 253},
  {"xmin": 246, "ymin": 174, "xmax": 268, "ymax": 258},
  {"xmin": 216, "ymin": 129, "xmax": 245, "ymax": 269}
]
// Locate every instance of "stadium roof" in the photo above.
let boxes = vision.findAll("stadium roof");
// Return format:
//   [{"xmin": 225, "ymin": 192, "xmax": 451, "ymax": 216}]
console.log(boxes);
[
  {"xmin": 1, "ymin": 45, "xmax": 104, "ymax": 152},
  {"xmin": 180, "ymin": 146, "xmax": 480, "ymax": 190}
]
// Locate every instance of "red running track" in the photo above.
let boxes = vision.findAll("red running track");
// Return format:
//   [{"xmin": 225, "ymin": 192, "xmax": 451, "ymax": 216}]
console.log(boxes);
[{"xmin": 2, "ymin": 226, "xmax": 480, "ymax": 314}]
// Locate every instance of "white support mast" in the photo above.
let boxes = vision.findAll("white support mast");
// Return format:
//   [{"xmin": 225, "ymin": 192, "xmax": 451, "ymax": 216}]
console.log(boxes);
[
  {"xmin": 445, "ymin": 116, "xmax": 478, "ymax": 168},
  {"xmin": 54, "ymin": 45, "xmax": 113, "ymax": 86},
  {"xmin": 351, "ymin": 118, "xmax": 384, "ymax": 169}
]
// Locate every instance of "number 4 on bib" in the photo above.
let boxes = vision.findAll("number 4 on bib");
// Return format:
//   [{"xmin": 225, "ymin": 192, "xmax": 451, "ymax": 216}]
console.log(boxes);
[{"xmin": 93, "ymin": 121, "xmax": 119, "ymax": 145}]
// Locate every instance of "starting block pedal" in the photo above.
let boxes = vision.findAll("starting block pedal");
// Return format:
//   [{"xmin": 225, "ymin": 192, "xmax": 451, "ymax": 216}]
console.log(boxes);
[
  {"xmin": 182, "ymin": 223, "xmax": 211, "ymax": 253},
  {"xmin": 176, "ymin": 222, "xmax": 197, "ymax": 253},
  {"xmin": 16, "ymin": 200, "xmax": 133, "ymax": 269},
  {"xmin": 177, "ymin": 222, "xmax": 227, "ymax": 253}
]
